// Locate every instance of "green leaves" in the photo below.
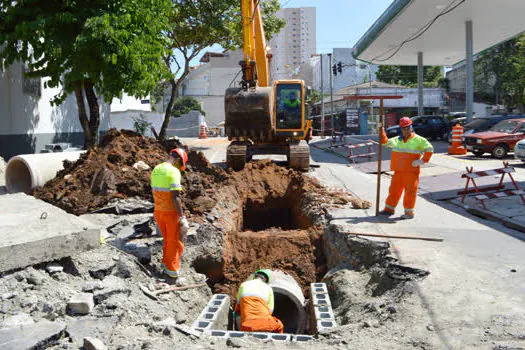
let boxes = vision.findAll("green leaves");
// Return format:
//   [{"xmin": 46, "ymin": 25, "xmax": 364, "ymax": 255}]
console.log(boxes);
[
  {"xmin": 171, "ymin": 96, "xmax": 205, "ymax": 118},
  {"xmin": 376, "ymin": 65, "xmax": 443, "ymax": 87}
]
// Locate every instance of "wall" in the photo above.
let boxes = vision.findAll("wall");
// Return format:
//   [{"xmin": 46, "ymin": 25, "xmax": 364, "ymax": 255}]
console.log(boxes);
[{"xmin": 0, "ymin": 62, "xmax": 110, "ymax": 160}]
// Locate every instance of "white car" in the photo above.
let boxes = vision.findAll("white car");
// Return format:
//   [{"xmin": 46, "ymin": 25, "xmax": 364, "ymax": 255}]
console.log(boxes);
[{"xmin": 515, "ymin": 138, "xmax": 525, "ymax": 162}]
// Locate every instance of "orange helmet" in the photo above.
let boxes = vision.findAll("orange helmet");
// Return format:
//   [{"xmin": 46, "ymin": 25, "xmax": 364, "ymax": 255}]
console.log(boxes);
[
  {"xmin": 399, "ymin": 117, "xmax": 412, "ymax": 128},
  {"xmin": 170, "ymin": 148, "xmax": 188, "ymax": 171}
]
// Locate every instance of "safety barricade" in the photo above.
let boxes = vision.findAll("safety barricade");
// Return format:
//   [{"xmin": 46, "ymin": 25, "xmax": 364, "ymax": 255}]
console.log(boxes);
[
  {"xmin": 347, "ymin": 140, "xmax": 376, "ymax": 164},
  {"xmin": 460, "ymin": 161, "xmax": 525, "ymax": 209}
]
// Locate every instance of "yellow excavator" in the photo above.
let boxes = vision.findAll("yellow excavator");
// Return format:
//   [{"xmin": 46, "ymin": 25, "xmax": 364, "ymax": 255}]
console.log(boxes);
[{"xmin": 224, "ymin": 0, "xmax": 312, "ymax": 171}]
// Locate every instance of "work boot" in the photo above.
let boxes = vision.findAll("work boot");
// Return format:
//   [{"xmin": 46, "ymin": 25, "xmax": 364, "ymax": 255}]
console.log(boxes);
[
  {"xmin": 379, "ymin": 210, "xmax": 394, "ymax": 216},
  {"xmin": 400, "ymin": 213, "xmax": 414, "ymax": 220},
  {"xmin": 163, "ymin": 267, "xmax": 179, "ymax": 279}
]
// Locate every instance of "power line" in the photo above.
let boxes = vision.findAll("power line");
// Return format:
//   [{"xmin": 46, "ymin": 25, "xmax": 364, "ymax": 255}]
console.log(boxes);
[{"xmin": 371, "ymin": 0, "xmax": 467, "ymax": 62}]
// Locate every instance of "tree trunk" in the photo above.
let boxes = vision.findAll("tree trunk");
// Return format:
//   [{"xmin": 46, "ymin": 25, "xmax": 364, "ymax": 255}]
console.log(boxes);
[
  {"xmin": 84, "ymin": 80, "xmax": 100, "ymax": 149},
  {"xmin": 72, "ymin": 81, "xmax": 93, "ymax": 149},
  {"xmin": 159, "ymin": 77, "xmax": 177, "ymax": 140}
]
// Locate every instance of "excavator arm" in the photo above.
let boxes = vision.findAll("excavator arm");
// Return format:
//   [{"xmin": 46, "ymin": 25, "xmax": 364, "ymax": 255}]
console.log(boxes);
[{"xmin": 241, "ymin": 0, "xmax": 270, "ymax": 89}]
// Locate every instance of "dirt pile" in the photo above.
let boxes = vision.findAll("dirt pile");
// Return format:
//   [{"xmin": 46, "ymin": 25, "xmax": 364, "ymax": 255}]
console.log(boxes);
[{"xmin": 33, "ymin": 129, "xmax": 228, "ymax": 216}]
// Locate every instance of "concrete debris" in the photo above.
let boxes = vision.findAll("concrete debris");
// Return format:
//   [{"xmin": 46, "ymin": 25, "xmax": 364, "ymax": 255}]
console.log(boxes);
[
  {"xmin": 0, "ymin": 313, "xmax": 34, "ymax": 328},
  {"xmin": 83, "ymin": 337, "xmax": 109, "ymax": 350},
  {"xmin": 65, "ymin": 317, "xmax": 117, "ymax": 346},
  {"xmin": 133, "ymin": 160, "xmax": 151, "ymax": 171},
  {"xmin": 67, "ymin": 293, "xmax": 95, "ymax": 315},
  {"xmin": 0, "ymin": 320, "xmax": 66, "ymax": 349},
  {"xmin": 46, "ymin": 264, "xmax": 64, "ymax": 274}
]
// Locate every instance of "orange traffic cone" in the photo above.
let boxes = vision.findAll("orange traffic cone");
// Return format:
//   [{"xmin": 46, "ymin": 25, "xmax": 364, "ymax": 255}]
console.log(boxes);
[
  {"xmin": 448, "ymin": 124, "xmax": 467, "ymax": 155},
  {"xmin": 199, "ymin": 123, "xmax": 207, "ymax": 139}
]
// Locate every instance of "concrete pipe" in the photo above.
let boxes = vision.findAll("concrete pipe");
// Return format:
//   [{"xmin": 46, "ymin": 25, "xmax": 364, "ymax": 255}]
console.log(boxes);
[
  {"xmin": 5, "ymin": 151, "xmax": 84, "ymax": 194},
  {"xmin": 268, "ymin": 270, "xmax": 307, "ymax": 334}
]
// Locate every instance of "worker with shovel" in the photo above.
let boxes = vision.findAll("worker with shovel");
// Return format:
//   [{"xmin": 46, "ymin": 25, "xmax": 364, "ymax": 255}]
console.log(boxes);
[
  {"xmin": 150, "ymin": 148, "xmax": 190, "ymax": 278},
  {"xmin": 234, "ymin": 269, "xmax": 284, "ymax": 333},
  {"xmin": 379, "ymin": 117, "xmax": 433, "ymax": 219}
]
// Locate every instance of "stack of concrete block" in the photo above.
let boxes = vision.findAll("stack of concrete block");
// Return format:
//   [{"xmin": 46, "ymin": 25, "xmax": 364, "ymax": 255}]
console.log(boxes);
[
  {"xmin": 204, "ymin": 330, "xmax": 314, "ymax": 342},
  {"xmin": 192, "ymin": 294, "xmax": 230, "ymax": 332},
  {"xmin": 310, "ymin": 283, "xmax": 337, "ymax": 333}
]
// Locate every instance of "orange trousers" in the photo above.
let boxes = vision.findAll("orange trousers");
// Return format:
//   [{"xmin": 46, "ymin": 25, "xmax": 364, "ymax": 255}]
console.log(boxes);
[
  {"xmin": 384, "ymin": 171, "xmax": 419, "ymax": 216},
  {"xmin": 240, "ymin": 316, "xmax": 284, "ymax": 333},
  {"xmin": 154, "ymin": 210, "xmax": 184, "ymax": 272}
]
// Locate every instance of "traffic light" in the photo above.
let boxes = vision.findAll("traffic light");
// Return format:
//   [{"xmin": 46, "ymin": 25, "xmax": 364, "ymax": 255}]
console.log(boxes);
[
  {"xmin": 332, "ymin": 64, "xmax": 337, "ymax": 76},
  {"xmin": 337, "ymin": 62, "xmax": 342, "ymax": 73}
]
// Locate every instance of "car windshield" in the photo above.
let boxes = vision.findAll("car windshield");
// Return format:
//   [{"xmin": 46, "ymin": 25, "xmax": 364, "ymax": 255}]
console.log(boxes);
[
  {"xmin": 490, "ymin": 120, "xmax": 520, "ymax": 133},
  {"xmin": 464, "ymin": 119, "xmax": 490, "ymax": 129}
]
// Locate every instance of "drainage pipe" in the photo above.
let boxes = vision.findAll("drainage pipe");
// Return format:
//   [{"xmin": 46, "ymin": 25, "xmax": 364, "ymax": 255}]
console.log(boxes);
[
  {"xmin": 5, "ymin": 151, "xmax": 84, "ymax": 194},
  {"xmin": 268, "ymin": 270, "xmax": 307, "ymax": 334}
]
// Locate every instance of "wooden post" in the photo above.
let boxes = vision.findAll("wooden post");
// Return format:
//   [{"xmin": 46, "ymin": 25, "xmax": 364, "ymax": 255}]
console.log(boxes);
[{"xmin": 376, "ymin": 99, "xmax": 384, "ymax": 216}]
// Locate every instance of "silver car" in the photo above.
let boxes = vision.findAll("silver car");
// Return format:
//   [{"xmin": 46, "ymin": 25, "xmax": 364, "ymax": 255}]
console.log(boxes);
[{"xmin": 515, "ymin": 138, "xmax": 525, "ymax": 162}]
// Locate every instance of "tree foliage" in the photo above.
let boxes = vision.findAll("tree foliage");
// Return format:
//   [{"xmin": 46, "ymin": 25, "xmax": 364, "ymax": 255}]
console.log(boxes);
[
  {"xmin": 158, "ymin": 0, "xmax": 285, "ymax": 140},
  {"xmin": 376, "ymin": 65, "xmax": 443, "ymax": 87},
  {"xmin": 0, "ymin": 0, "xmax": 171, "ymax": 148},
  {"xmin": 171, "ymin": 96, "xmax": 205, "ymax": 118},
  {"xmin": 475, "ymin": 34, "xmax": 525, "ymax": 110}
]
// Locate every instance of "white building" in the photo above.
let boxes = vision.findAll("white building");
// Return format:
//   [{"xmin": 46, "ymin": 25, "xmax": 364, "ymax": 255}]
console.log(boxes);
[
  {"xmin": 269, "ymin": 7, "xmax": 316, "ymax": 82},
  {"xmin": 311, "ymin": 48, "xmax": 379, "ymax": 94},
  {"xmin": 0, "ymin": 61, "xmax": 110, "ymax": 160},
  {"xmin": 178, "ymin": 50, "xmax": 244, "ymax": 127}
]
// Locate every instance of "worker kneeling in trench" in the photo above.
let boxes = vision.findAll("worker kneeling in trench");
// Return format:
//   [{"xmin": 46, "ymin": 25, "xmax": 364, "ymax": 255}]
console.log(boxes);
[{"xmin": 234, "ymin": 269, "xmax": 284, "ymax": 333}]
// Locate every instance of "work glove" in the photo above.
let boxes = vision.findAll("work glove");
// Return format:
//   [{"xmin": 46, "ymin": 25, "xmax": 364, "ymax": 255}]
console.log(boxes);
[
  {"xmin": 179, "ymin": 216, "xmax": 189, "ymax": 242},
  {"xmin": 412, "ymin": 159, "xmax": 424, "ymax": 167}
]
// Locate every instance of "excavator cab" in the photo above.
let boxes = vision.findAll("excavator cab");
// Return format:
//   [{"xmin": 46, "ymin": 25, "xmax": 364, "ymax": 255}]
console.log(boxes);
[{"xmin": 275, "ymin": 82, "xmax": 303, "ymax": 131}]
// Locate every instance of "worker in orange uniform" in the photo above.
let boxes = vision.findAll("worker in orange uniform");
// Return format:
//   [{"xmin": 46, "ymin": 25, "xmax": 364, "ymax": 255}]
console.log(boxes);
[
  {"xmin": 379, "ymin": 117, "xmax": 433, "ymax": 219},
  {"xmin": 150, "ymin": 148, "xmax": 190, "ymax": 278},
  {"xmin": 234, "ymin": 270, "xmax": 284, "ymax": 333}
]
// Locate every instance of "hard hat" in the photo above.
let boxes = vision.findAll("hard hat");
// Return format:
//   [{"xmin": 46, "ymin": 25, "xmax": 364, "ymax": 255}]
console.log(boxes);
[
  {"xmin": 254, "ymin": 269, "xmax": 271, "ymax": 283},
  {"xmin": 399, "ymin": 117, "xmax": 412, "ymax": 128},
  {"xmin": 170, "ymin": 148, "xmax": 188, "ymax": 171}
]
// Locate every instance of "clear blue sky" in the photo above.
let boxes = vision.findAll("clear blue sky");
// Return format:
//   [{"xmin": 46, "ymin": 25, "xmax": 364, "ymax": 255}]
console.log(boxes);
[
  {"xmin": 185, "ymin": 1, "xmax": 392, "ymax": 68},
  {"xmin": 281, "ymin": 0, "xmax": 392, "ymax": 54}
]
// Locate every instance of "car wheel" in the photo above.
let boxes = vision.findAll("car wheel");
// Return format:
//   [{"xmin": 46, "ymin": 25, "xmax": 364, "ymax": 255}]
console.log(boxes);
[
  {"xmin": 491, "ymin": 144, "xmax": 508, "ymax": 159},
  {"xmin": 472, "ymin": 151, "xmax": 484, "ymax": 157}
]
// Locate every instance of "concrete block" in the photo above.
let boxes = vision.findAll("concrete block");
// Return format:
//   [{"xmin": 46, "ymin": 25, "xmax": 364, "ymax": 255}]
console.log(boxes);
[
  {"xmin": 249, "ymin": 332, "xmax": 290, "ymax": 341},
  {"xmin": 313, "ymin": 304, "xmax": 335, "ymax": 320},
  {"xmin": 312, "ymin": 292, "xmax": 332, "ymax": 307},
  {"xmin": 292, "ymin": 334, "xmax": 314, "ymax": 342},
  {"xmin": 0, "ymin": 320, "xmax": 66, "ymax": 349},
  {"xmin": 310, "ymin": 283, "xmax": 328, "ymax": 294},
  {"xmin": 0, "ymin": 193, "xmax": 99, "ymax": 273},
  {"xmin": 83, "ymin": 337, "xmax": 108, "ymax": 350},
  {"xmin": 193, "ymin": 294, "xmax": 230, "ymax": 331},
  {"xmin": 67, "ymin": 293, "xmax": 95, "ymax": 315},
  {"xmin": 316, "ymin": 319, "xmax": 337, "ymax": 332}
]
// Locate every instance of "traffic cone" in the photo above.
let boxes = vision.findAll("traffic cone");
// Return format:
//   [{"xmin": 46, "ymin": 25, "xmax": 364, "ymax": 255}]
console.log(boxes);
[
  {"xmin": 199, "ymin": 123, "xmax": 207, "ymax": 139},
  {"xmin": 448, "ymin": 124, "xmax": 467, "ymax": 155}
]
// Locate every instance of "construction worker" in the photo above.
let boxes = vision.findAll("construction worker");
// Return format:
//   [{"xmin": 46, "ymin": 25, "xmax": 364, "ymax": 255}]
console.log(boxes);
[
  {"xmin": 234, "ymin": 269, "xmax": 284, "ymax": 333},
  {"xmin": 379, "ymin": 117, "xmax": 433, "ymax": 219},
  {"xmin": 284, "ymin": 91, "xmax": 300, "ymax": 113},
  {"xmin": 150, "ymin": 148, "xmax": 190, "ymax": 278}
]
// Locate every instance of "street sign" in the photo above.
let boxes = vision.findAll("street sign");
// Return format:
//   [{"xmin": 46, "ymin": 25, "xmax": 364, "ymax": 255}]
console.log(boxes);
[{"xmin": 346, "ymin": 108, "xmax": 359, "ymax": 128}]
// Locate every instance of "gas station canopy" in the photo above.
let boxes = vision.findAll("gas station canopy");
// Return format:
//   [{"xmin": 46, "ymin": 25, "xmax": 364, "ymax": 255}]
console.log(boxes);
[{"xmin": 353, "ymin": 0, "xmax": 525, "ymax": 65}]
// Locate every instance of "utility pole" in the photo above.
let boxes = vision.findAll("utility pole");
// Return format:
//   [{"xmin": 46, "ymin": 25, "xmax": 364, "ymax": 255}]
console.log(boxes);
[
  {"xmin": 320, "ymin": 54, "xmax": 325, "ymax": 138},
  {"xmin": 328, "ymin": 53, "xmax": 335, "ymax": 140}
]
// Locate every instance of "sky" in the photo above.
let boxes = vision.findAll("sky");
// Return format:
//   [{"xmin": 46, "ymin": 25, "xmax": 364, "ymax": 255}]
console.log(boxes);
[
  {"xmin": 280, "ymin": 0, "xmax": 392, "ymax": 54},
  {"xmin": 186, "ymin": 1, "xmax": 392, "ymax": 67}
]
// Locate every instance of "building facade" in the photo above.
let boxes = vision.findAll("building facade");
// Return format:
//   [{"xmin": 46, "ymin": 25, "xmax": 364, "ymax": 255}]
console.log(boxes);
[
  {"xmin": 269, "ymin": 7, "xmax": 316, "ymax": 82},
  {"xmin": 178, "ymin": 50, "xmax": 244, "ymax": 127},
  {"xmin": 0, "ymin": 61, "xmax": 110, "ymax": 160}
]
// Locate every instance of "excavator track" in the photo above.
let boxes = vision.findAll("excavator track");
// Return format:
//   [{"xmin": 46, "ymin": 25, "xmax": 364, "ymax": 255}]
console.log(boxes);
[
  {"xmin": 288, "ymin": 140, "xmax": 310, "ymax": 171},
  {"xmin": 226, "ymin": 142, "xmax": 248, "ymax": 171}
]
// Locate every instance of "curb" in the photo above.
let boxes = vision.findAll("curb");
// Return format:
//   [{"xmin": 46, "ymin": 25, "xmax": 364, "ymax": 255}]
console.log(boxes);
[{"xmin": 466, "ymin": 207, "xmax": 525, "ymax": 233}]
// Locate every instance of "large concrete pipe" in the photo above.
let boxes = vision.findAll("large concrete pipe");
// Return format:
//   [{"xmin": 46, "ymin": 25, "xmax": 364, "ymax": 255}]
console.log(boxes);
[
  {"xmin": 5, "ymin": 152, "xmax": 84, "ymax": 194},
  {"xmin": 268, "ymin": 270, "xmax": 307, "ymax": 334}
]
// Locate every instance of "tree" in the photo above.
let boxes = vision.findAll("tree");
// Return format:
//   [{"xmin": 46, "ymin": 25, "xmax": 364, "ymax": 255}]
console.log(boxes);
[
  {"xmin": 171, "ymin": 96, "xmax": 206, "ymax": 118},
  {"xmin": 376, "ymin": 65, "xmax": 443, "ymax": 87},
  {"xmin": 0, "ymin": 0, "xmax": 170, "ymax": 149},
  {"xmin": 475, "ymin": 34, "xmax": 525, "ymax": 111},
  {"xmin": 158, "ymin": 0, "xmax": 285, "ymax": 140}
]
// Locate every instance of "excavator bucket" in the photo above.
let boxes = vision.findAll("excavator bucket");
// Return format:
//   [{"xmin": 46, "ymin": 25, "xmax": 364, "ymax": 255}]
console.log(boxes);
[{"xmin": 224, "ymin": 87, "xmax": 274, "ymax": 141}]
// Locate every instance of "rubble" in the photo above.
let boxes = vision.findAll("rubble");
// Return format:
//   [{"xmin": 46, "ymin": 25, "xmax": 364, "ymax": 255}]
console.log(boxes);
[{"xmin": 67, "ymin": 293, "xmax": 95, "ymax": 315}]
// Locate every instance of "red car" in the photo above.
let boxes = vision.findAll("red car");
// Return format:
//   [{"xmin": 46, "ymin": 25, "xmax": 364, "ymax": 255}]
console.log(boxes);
[{"xmin": 463, "ymin": 118, "xmax": 525, "ymax": 158}]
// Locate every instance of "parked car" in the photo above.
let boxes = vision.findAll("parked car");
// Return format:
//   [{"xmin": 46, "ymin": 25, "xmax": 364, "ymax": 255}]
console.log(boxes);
[
  {"xmin": 514, "ymin": 138, "xmax": 525, "ymax": 162},
  {"xmin": 449, "ymin": 115, "xmax": 525, "ymax": 144},
  {"xmin": 463, "ymin": 118, "xmax": 525, "ymax": 158},
  {"xmin": 386, "ymin": 115, "xmax": 450, "ymax": 140}
]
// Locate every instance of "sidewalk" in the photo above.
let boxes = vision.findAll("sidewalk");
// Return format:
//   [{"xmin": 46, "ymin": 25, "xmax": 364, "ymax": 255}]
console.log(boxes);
[{"xmin": 309, "ymin": 145, "xmax": 525, "ymax": 349}]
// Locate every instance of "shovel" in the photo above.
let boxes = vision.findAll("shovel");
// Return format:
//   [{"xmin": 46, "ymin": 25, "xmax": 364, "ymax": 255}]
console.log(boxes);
[{"xmin": 139, "ymin": 282, "xmax": 207, "ymax": 301}]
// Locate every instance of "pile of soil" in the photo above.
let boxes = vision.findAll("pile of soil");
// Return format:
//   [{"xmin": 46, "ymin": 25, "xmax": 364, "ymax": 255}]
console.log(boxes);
[{"xmin": 33, "ymin": 129, "xmax": 227, "ymax": 216}]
